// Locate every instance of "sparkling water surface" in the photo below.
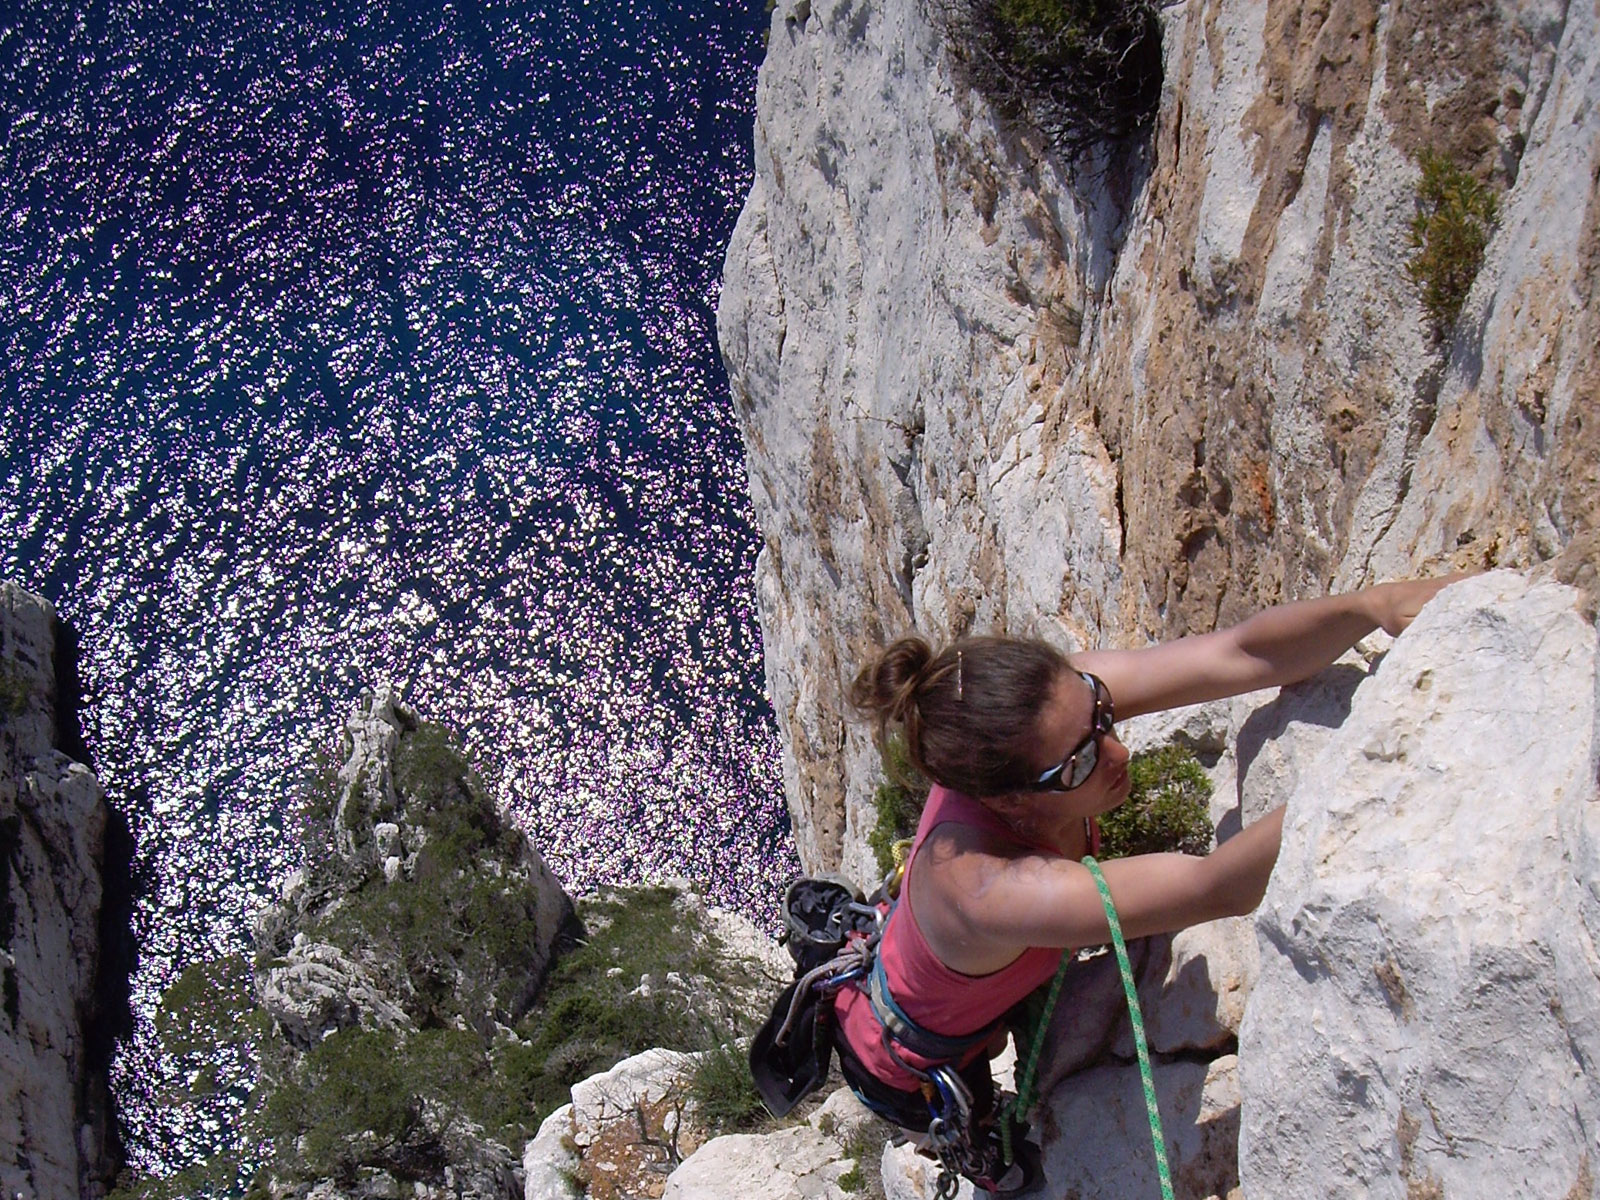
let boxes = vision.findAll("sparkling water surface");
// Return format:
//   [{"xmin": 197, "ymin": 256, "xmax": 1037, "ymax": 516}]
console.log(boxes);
[{"xmin": 0, "ymin": 0, "xmax": 794, "ymax": 1171}]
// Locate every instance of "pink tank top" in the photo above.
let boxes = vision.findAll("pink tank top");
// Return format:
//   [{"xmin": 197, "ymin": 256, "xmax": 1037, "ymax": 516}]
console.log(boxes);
[{"xmin": 834, "ymin": 784, "xmax": 1097, "ymax": 1090}]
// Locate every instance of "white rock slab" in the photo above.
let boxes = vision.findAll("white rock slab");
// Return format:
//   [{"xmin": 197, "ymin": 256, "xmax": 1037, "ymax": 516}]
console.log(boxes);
[
  {"xmin": 523, "ymin": 1103, "xmax": 581, "ymax": 1200},
  {"xmin": 569, "ymin": 1047, "xmax": 701, "ymax": 1147},
  {"xmin": 662, "ymin": 1124, "xmax": 855, "ymax": 1200},
  {"xmin": 881, "ymin": 1140, "xmax": 974, "ymax": 1200},
  {"xmin": 1239, "ymin": 573, "xmax": 1600, "ymax": 1197},
  {"xmin": 1039, "ymin": 1054, "xmax": 1241, "ymax": 1200}
]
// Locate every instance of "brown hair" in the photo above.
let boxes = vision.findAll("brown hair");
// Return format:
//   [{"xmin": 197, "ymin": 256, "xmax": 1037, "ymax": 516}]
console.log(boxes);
[{"xmin": 847, "ymin": 635, "xmax": 1068, "ymax": 797}]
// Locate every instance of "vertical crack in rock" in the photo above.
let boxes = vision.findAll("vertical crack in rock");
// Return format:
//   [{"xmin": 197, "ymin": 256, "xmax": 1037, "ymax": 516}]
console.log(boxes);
[{"xmin": 48, "ymin": 615, "xmax": 91, "ymax": 769}]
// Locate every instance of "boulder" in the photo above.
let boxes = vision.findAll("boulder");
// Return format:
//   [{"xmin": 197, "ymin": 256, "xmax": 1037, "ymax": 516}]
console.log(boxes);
[
  {"xmin": 661, "ymin": 1124, "xmax": 854, "ymax": 1200},
  {"xmin": 1239, "ymin": 573, "xmax": 1600, "ymax": 1196},
  {"xmin": 256, "ymin": 940, "xmax": 414, "ymax": 1049},
  {"xmin": 569, "ymin": 1047, "xmax": 701, "ymax": 1147},
  {"xmin": 522, "ymin": 1104, "xmax": 581, "ymax": 1200},
  {"xmin": 1039, "ymin": 1055, "xmax": 1241, "ymax": 1200}
]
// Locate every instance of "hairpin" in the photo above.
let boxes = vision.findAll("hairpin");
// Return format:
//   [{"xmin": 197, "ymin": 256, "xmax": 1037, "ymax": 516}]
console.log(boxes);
[{"xmin": 956, "ymin": 649, "xmax": 964, "ymax": 701}]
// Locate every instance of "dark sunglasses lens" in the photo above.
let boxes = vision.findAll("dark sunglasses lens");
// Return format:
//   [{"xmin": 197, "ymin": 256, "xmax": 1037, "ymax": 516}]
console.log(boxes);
[{"xmin": 1068, "ymin": 741, "xmax": 1098, "ymax": 788}]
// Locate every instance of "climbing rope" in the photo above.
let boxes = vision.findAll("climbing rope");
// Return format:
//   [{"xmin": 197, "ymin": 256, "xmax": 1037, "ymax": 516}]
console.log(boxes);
[
  {"xmin": 998, "ymin": 939, "xmax": 1072, "ymax": 1164},
  {"xmin": 1084, "ymin": 855, "xmax": 1175, "ymax": 1200},
  {"xmin": 998, "ymin": 855, "xmax": 1175, "ymax": 1200}
]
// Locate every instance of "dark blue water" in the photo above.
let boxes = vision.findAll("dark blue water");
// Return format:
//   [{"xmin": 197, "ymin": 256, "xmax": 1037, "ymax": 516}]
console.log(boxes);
[{"xmin": 0, "ymin": 0, "xmax": 792, "ymax": 1172}]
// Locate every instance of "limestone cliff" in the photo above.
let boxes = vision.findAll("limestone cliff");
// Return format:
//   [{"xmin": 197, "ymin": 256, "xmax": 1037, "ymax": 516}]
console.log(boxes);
[
  {"xmin": 1, "ymin": 582, "xmax": 131, "ymax": 1200},
  {"xmin": 638, "ymin": 572, "xmax": 1599, "ymax": 1200},
  {"xmin": 717, "ymin": 0, "xmax": 1600, "ymax": 883}
]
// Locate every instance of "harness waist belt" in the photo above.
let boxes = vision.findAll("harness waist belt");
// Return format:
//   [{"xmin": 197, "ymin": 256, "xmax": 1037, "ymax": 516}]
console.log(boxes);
[{"xmin": 867, "ymin": 954, "xmax": 1000, "ymax": 1063}]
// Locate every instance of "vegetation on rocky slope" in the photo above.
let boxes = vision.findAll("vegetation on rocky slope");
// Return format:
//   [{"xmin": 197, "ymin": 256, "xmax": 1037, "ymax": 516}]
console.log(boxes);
[
  {"xmin": 112, "ymin": 713, "xmax": 764, "ymax": 1198},
  {"xmin": 939, "ymin": 0, "xmax": 1163, "ymax": 159},
  {"xmin": 1407, "ymin": 150, "xmax": 1500, "ymax": 335}
]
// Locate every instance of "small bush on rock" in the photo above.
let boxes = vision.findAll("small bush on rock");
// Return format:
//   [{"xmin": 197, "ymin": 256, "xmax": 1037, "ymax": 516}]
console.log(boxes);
[
  {"xmin": 939, "ymin": 0, "xmax": 1163, "ymax": 160},
  {"xmin": 688, "ymin": 1040, "xmax": 766, "ymax": 1134},
  {"xmin": 1407, "ymin": 150, "xmax": 1499, "ymax": 335},
  {"xmin": 0, "ymin": 661, "xmax": 30, "ymax": 717},
  {"xmin": 511, "ymin": 886, "xmax": 720, "ymax": 1113},
  {"xmin": 867, "ymin": 733, "xmax": 929, "ymax": 878},
  {"xmin": 1099, "ymin": 745, "xmax": 1214, "ymax": 858}
]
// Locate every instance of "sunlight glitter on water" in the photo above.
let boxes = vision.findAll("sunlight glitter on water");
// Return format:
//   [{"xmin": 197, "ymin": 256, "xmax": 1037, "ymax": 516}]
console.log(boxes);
[{"xmin": 0, "ymin": 0, "xmax": 795, "ymax": 1170}]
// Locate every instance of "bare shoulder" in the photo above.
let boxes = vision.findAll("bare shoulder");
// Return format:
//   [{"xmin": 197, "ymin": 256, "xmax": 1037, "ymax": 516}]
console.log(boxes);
[{"xmin": 910, "ymin": 826, "xmax": 1060, "ymax": 973}]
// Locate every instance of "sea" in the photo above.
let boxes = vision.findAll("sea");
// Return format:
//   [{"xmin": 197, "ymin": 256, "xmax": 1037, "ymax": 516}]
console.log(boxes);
[{"xmin": 0, "ymin": 0, "xmax": 795, "ymax": 1174}]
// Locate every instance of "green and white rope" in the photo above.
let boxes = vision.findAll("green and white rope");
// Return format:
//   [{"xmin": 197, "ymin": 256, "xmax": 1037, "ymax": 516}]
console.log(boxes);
[
  {"xmin": 998, "ymin": 936, "xmax": 1072, "ymax": 1165},
  {"xmin": 998, "ymin": 856, "xmax": 1175, "ymax": 1200},
  {"xmin": 1084, "ymin": 854, "xmax": 1175, "ymax": 1200}
]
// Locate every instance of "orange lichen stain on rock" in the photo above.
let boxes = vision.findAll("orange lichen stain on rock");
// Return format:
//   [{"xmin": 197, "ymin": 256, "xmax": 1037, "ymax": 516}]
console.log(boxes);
[{"xmin": 1243, "ymin": 457, "xmax": 1276, "ymax": 535}]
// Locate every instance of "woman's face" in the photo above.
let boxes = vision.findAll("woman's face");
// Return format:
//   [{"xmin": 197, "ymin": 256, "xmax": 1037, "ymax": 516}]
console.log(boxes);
[{"xmin": 1028, "ymin": 667, "xmax": 1133, "ymax": 818}]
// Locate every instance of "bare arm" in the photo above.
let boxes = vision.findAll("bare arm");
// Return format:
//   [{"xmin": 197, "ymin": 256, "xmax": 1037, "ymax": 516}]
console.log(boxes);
[
  {"xmin": 966, "ymin": 807, "xmax": 1287, "ymax": 951},
  {"xmin": 1073, "ymin": 576, "xmax": 1465, "ymax": 719}
]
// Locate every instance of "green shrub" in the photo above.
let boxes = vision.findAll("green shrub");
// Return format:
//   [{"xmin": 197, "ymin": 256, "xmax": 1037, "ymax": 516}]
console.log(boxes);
[
  {"xmin": 940, "ymin": 0, "xmax": 1162, "ymax": 159},
  {"xmin": 396, "ymin": 722, "xmax": 474, "ymax": 809},
  {"xmin": 688, "ymin": 1041, "xmax": 766, "ymax": 1134},
  {"xmin": 262, "ymin": 1026, "xmax": 415, "ymax": 1178},
  {"xmin": 867, "ymin": 734, "xmax": 930, "ymax": 878},
  {"xmin": 1407, "ymin": 151, "xmax": 1499, "ymax": 334},
  {"xmin": 1098, "ymin": 745, "xmax": 1214, "ymax": 858},
  {"xmin": 156, "ymin": 955, "xmax": 260, "ymax": 1063},
  {"xmin": 295, "ymin": 746, "xmax": 341, "ymax": 843},
  {"xmin": 838, "ymin": 1160, "xmax": 866, "ymax": 1193},
  {"xmin": 459, "ymin": 885, "xmax": 735, "ymax": 1123},
  {"xmin": 835, "ymin": 1126, "xmax": 886, "ymax": 1197},
  {"xmin": 0, "ymin": 661, "xmax": 29, "ymax": 717}
]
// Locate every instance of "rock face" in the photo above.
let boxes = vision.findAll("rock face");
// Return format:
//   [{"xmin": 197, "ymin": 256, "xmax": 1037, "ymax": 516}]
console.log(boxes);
[
  {"xmin": 252, "ymin": 686, "xmax": 573, "ymax": 1200},
  {"xmin": 719, "ymin": 0, "xmax": 1600, "ymax": 881},
  {"xmin": 693, "ymin": 575, "xmax": 1594, "ymax": 1199},
  {"xmin": 1239, "ymin": 571, "xmax": 1600, "ymax": 1196},
  {"xmin": 0, "ymin": 581, "xmax": 126, "ymax": 1200}
]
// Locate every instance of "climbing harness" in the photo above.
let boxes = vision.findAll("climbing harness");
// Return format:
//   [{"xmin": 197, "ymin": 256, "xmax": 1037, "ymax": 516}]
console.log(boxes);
[
  {"xmin": 752, "ymin": 853, "xmax": 1175, "ymax": 1200},
  {"xmin": 752, "ymin": 868, "xmax": 1035, "ymax": 1196}
]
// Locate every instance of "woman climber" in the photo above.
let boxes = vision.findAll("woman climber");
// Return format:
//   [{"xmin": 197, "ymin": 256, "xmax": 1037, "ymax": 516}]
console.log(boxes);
[{"xmin": 831, "ymin": 575, "xmax": 1459, "ymax": 1195}]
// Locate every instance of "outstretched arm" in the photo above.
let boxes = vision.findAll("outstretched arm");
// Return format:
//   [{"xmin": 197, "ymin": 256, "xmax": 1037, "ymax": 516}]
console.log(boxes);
[
  {"xmin": 968, "ymin": 807, "xmax": 1287, "ymax": 952},
  {"xmin": 1073, "ymin": 575, "xmax": 1465, "ymax": 720}
]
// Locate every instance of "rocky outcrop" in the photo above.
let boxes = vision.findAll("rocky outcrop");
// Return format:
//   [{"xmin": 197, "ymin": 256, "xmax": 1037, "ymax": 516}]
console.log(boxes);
[
  {"xmin": 661, "ymin": 1087, "xmax": 876, "ymax": 1200},
  {"xmin": 1239, "ymin": 571, "xmax": 1600, "ymax": 1195},
  {"xmin": 0, "ymin": 582, "xmax": 128, "ymax": 1200},
  {"xmin": 719, "ymin": 0, "xmax": 1600, "ymax": 882},
  {"xmin": 657, "ymin": 574, "xmax": 1594, "ymax": 1198},
  {"xmin": 252, "ymin": 687, "xmax": 572, "ymax": 1200},
  {"xmin": 518, "ymin": 905, "xmax": 798, "ymax": 1200}
]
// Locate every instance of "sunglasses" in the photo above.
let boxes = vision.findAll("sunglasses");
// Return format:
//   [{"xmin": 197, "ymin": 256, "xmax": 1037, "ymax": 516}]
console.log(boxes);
[{"xmin": 1035, "ymin": 671, "xmax": 1115, "ymax": 792}]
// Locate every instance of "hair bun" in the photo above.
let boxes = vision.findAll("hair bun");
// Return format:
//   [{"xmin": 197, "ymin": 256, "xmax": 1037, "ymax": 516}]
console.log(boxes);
[{"xmin": 848, "ymin": 635, "xmax": 933, "ymax": 738}]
